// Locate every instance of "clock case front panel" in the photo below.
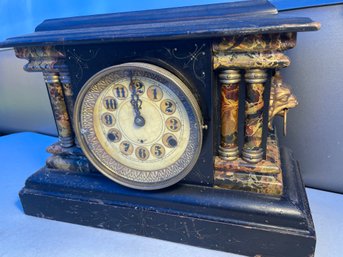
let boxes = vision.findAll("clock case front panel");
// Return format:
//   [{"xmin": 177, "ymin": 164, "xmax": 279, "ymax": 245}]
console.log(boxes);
[{"xmin": 61, "ymin": 39, "xmax": 217, "ymax": 187}]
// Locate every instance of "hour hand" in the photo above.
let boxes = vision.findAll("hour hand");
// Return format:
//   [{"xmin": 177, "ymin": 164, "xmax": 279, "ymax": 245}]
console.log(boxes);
[{"xmin": 130, "ymin": 80, "xmax": 145, "ymax": 127}]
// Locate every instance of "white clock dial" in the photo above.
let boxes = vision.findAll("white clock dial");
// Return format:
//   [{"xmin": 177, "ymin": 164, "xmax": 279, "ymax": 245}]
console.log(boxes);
[{"xmin": 74, "ymin": 62, "xmax": 203, "ymax": 190}]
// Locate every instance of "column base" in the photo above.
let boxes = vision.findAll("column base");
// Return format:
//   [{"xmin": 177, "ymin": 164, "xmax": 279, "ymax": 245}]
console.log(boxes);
[
  {"xmin": 58, "ymin": 136, "xmax": 74, "ymax": 148},
  {"xmin": 46, "ymin": 142, "xmax": 94, "ymax": 172},
  {"xmin": 241, "ymin": 147, "xmax": 263, "ymax": 163},
  {"xmin": 214, "ymin": 133, "xmax": 283, "ymax": 196},
  {"xmin": 218, "ymin": 145, "xmax": 239, "ymax": 161}
]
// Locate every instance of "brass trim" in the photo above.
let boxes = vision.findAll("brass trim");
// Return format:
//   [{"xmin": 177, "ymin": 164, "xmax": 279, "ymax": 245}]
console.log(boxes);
[
  {"xmin": 218, "ymin": 145, "xmax": 239, "ymax": 161},
  {"xmin": 245, "ymin": 69, "xmax": 267, "ymax": 83},
  {"xmin": 218, "ymin": 69, "xmax": 241, "ymax": 84},
  {"xmin": 242, "ymin": 148, "xmax": 264, "ymax": 164},
  {"xmin": 43, "ymin": 73, "xmax": 60, "ymax": 83},
  {"xmin": 59, "ymin": 72, "xmax": 71, "ymax": 84}
]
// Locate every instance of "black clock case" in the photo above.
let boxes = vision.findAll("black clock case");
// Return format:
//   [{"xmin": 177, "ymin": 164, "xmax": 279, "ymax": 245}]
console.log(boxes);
[
  {"xmin": 1, "ymin": 1, "xmax": 319, "ymax": 255},
  {"xmin": 15, "ymin": 24, "xmax": 316, "ymax": 257},
  {"xmin": 18, "ymin": 42, "xmax": 317, "ymax": 256}
]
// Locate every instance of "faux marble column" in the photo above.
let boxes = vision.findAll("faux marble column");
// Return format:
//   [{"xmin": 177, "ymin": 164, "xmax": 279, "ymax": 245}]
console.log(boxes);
[
  {"xmin": 59, "ymin": 72, "xmax": 79, "ymax": 147},
  {"xmin": 218, "ymin": 69, "xmax": 240, "ymax": 160},
  {"xmin": 43, "ymin": 72, "xmax": 74, "ymax": 147},
  {"xmin": 242, "ymin": 69, "xmax": 267, "ymax": 163}
]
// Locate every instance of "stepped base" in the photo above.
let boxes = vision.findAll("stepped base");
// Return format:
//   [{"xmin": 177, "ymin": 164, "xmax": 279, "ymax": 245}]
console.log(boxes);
[{"xmin": 19, "ymin": 148, "xmax": 315, "ymax": 257}]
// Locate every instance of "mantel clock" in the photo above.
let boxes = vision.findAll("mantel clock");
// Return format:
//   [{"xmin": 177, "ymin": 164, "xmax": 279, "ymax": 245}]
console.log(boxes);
[{"xmin": 0, "ymin": 1, "xmax": 320, "ymax": 256}]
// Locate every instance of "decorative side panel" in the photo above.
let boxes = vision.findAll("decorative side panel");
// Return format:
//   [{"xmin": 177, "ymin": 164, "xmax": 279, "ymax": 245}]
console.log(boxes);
[
  {"xmin": 14, "ymin": 46, "xmax": 75, "ymax": 148},
  {"xmin": 213, "ymin": 33, "xmax": 299, "ymax": 195}
]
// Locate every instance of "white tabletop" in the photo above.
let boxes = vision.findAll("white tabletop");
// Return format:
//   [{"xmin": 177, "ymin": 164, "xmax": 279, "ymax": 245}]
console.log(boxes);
[{"xmin": 0, "ymin": 132, "xmax": 342, "ymax": 257}]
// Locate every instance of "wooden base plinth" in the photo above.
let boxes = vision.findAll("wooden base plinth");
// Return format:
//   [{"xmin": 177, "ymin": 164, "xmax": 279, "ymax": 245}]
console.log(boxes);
[
  {"xmin": 215, "ymin": 134, "xmax": 283, "ymax": 195},
  {"xmin": 19, "ymin": 148, "xmax": 315, "ymax": 257}
]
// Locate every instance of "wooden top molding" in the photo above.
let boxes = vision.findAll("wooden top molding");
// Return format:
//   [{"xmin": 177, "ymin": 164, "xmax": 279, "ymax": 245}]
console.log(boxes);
[{"xmin": 0, "ymin": 0, "xmax": 319, "ymax": 48}]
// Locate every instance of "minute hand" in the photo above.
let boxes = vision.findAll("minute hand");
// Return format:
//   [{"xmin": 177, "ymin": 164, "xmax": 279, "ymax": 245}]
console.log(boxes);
[{"xmin": 130, "ymin": 82, "xmax": 145, "ymax": 127}]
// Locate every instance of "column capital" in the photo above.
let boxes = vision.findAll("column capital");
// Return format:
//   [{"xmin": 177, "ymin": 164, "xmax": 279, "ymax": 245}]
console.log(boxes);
[
  {"xmin": 14, "ymin": 46, "xmax": 68, "ymax": 72},
  {"xmin": 43, "ymin": 72, "xmax": 60, "ymax": 83},
  {"xmin": 219, "ymin": 69, "xmax": 241, "ymax": 84},
  {"xmin": 212, "ymin": 33, "xmax": 295, "ymax": 70},
  {"xmin": 245, "ymin": 69, "xmax": 267, "ymax": 84},
  {"xmin": 213, "ymin": 51, "xmax": 290, "ymax": 70},
  {"xmin": 213, "ymin": 32, "xmax": 297, "ymax": 53}
]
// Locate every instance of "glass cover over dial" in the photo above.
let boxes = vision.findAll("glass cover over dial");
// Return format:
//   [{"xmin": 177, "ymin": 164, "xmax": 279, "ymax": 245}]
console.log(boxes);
[{"xmin": 74, "ymin": 62, "xmax": 202, "ymax": 190}]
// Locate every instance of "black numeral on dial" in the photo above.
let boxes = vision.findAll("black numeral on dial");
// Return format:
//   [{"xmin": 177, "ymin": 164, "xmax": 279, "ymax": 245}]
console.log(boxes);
[
  {"xmin": 107, "ymin": 128, "xmax": 122, "ymax": 143},
  {"xmin": 162, "ymin": 133, "xmax": 178, "ymax": 148},
  {"xmin": 161, "ymin": 99, "xmax": 176, "ymax": 115},
  {"xmin": 120, "ymin": 141, "xmax": 133, "ymax": 155},
  {"xmin": 113, "ymin": 84, "xmax": 128, "ymax": 99},
  {"xmin": 129, "ymin": 80, "xmax": 145, "ymax": 95},
  {"xmin": 151, "ymin": 144, "xmax": 165, "ymax": 158},
  {"xmin": 103, "ymin": 97, "xmax": 117, "ymax": 111},
  {"xmin": 147, "ymin": 86, "xmax": 163, "ymax": 101},
  {"xmin": 135, "ymin": 146, "xmax": 149, "ymax": 161},
  {"xmin": 101, "ymin": 113, "xmax": 115, "ymax": 127},
  {"xmin": 166, "ymin": 117, "xmax": 181, "ymax": 132}
]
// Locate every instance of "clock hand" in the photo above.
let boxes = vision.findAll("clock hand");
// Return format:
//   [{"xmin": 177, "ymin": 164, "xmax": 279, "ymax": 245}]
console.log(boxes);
[{"xmin": 130, "ymin": 78, "xmax": 145, "ymax": 127}]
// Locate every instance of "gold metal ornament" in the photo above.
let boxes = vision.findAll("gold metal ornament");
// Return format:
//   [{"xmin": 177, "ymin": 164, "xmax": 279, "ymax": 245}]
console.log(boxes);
[
  {"xmin": 268, "ymin": 71, "xmax": 298, "ymax": 132},
  {"xmin": 283, "ymin": 108, "xmax": 288, "ymax": 136}
]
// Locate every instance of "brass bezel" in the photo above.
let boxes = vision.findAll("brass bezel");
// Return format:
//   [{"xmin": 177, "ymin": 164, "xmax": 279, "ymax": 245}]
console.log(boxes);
[{"xmin": 74, "ymin": 62, "xmax": 203, "ymax": 190}]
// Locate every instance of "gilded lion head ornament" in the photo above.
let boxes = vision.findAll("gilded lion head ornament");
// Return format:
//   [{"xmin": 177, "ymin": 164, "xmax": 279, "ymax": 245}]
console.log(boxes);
[{"xmin": 268, "ymin": 71, "xmax": 298, "ymax": 135}]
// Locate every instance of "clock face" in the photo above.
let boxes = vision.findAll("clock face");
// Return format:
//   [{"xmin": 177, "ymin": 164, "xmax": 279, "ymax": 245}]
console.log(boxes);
[{"xmin": 74, "ymin": 62, "xmax": 203, "ymax": 190}]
